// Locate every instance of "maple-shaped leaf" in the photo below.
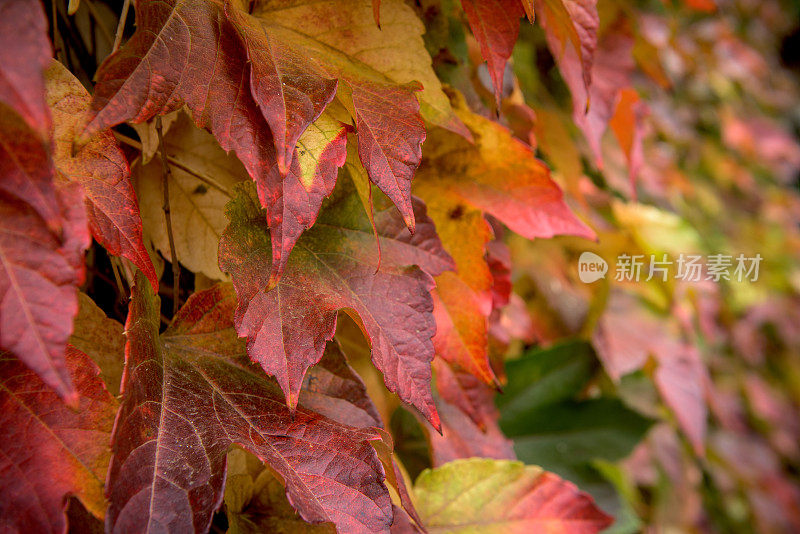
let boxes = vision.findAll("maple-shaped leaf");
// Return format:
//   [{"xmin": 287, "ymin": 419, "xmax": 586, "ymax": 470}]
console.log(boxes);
[
  {"xmin": 538, "ymin": 0, "xmax": 598, "ymax": 98},
  {"xmin": 460, "ymin": 0, "xmax": 525, "ymax": 105},
  {"xmin": 0, "ymin": 104, "xmax": 89, "ymax": 403},
  {"xmin": 107, "ymin": 275, "xmax": 394, "ymax": 533},
  {"xmin": 86, "ymin": 0, "xmax": 466, "ymax": 265},
  {"xmin": 0, "ymin": 0, "xmax": 51, "ymax": 136},
  {"xmin": 255, "ymin": 104, "xmax": 351, "ymax": 283},
  {"xmin": 413, "ymin": 459, "xmax": 613, "ymax": 532},
  {"xmin": 219, "ymin": 179, "xmax": 453, "ymax": 429},
  {"xmin": 0, "ymin": 347, "xmax": 117, "ymax": 534},
  {"xmin": 45, "ymin": 61, "xmax": 157, "ymax": 290},
  {"xmin": 251, "ymin": 0, "xmax": 469, "ymax": 231},
  {"xmin": 83, "ymin": 0, "xmax": 336, "ymax": 179}
]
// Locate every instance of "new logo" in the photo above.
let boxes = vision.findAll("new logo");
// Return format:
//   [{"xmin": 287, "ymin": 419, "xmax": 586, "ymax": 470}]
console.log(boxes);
[{"xmin": 578, "ymin": 252, "xmax": 608, "ymax": 283}]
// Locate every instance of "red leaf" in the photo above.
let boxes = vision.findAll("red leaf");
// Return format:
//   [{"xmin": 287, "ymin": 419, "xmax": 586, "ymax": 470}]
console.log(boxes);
[
  {"xmin": 0, "ymin": 0, "xmax": 51, "ymax": 136},
  {"xmin": 46, "ymin": 61, "xmax": 157, "ymax": 290},
  {"xmin": 429, "ymin": 359, "xmax": 515, "ymax": 465},
  {"xmin": 460, "ymin": 0, "xmax": 525, "ymax": 105},
  {"xmin": 555, "ymin": 16, "xmax": 635, "ymax": 166},
  {"xmin": 538, "ymin": 0, "xmax": 599, "ymax": 96},
  {"xmin": 219, "ymin": 180, "xmax": 454, "ymax": 429},
  {"xmin": 83, "ymin": 0, "xmax": 337, "ymax": 222},
  {"xmin": 0, "ymin": 347, "xmax": 116, "ymax": 533},
  {"xmin": 224, "ymin": 2, "xmax": 338, "ymax": 174},
  {"xmin": 350, "ymin": 80, "xmax": 426, "ymax": 232},
  {"xmin": 0, "ymin": 106, "xmax": 89, "ymax": 403},
  {"xmin": 107, "ymin": 276, "xmax": 395, "ymax": 533}
]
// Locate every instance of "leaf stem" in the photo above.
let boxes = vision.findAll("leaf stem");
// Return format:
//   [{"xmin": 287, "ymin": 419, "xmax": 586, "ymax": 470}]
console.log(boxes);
[
  {"xmin": 112, "ymin": 0, "xmax": 130, "ymax": 53},
  {"xmin": 156, "ymin": 116, "xmax": 181, "ymax": 317}
]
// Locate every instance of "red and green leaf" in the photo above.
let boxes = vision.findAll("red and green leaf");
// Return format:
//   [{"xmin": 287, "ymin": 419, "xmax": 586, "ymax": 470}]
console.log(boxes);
[{"xmin": 219, "ymin": 180, "xmax": 454, "ymax": 429}]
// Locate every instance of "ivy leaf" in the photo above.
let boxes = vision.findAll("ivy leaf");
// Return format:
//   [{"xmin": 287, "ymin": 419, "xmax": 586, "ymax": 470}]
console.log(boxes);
[
  {"xmin": 0, "ymin": 347, "xmax": 117, "ymax": 534},
  {"xmin": 251, "ymin": 0, "xmax": 470, "ymax": 232},
  {"xmin": 219, "ymin": 180, "xmax": 454, "ymax": 429},
  {"xmin": 0, "ymin": 0, "xmax": 51, "ymax": 136},
  {"xmin": 413, "ymin": 459, "xmax": 613, "ymax": 532},
  {"xmin": 86, "ymin": 0, "xmax": 466, "ymax": 273},
  {"xmin": 106, "ymin": 276, "xmax": 394, "ymax": 534},
  {"xmin": 0, "ymin": 105, "xmax": 89, "ymax": 403},
  {"xmin": 83, "ymin": 0, "xmax": 336, "ymax": 181},
  {"xmin": 460, "ymin": 0, "xmax": 525, "ymax": 105},
  {"xmin": 45, "ymin": 60, "xmax": 157, "ymax": 290}
]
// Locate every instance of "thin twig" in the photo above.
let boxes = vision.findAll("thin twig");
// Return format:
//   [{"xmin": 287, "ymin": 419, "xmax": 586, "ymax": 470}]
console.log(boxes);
[
  {"xmin": 156, "ymin": 116, "xmax": 181, "ymax": 317},
  {"xmin": 114, "ymin": 132, "xmax": 232, "ymax": 197},
  {"xmin": 112, "ymin": 0, "xmax": 130, "ymax": 53}
]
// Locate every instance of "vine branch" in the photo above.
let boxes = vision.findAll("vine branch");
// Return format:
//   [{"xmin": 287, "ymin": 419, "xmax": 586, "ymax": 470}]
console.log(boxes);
[{"xmin": 156, "ymin": 116, "xmax": 181, "ymax": 317}]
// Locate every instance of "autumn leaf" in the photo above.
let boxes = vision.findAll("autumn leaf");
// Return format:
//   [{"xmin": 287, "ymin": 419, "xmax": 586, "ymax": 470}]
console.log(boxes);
[
  {"xmin": 251, "ymin": 0, "xmax": 469, "ymax": 231},
  {"xmin": 538, "ymin": 0, "xmax": 599, "ymax": 96},
  {"xmin": 460, "ymin": 0, "xmax": 525, "ymax": 105},
  {"xmin": 86, "ymin": 0, "xmax": 466, "ymax": 272},
  {"xmin": 0, "ymin": 0, "xmax": 51, "ymax": 136},
  {"xmin": 413, "ymin": 458, "xmax": 613, "ymax": 532},
  {"xmin": 219, "ymin": 179, "xmax": 454, "ymax": 429},
  {"xmin": 84, "ymin": 0, "xmax": 335, "ymax": 179},
  {"xmin": 0, "ymin": 347, "xmax": 117, "ymax": 534},
  {"xmin": 557, "ymin": 15, "xmax": 635, "ymax": 167},
  {"xmin": 45, "ymin": 60, "xmax": 157, "ymax": 290},
  {"xmin": 0, "ymin": 103, "xmax": 89, "ymax": 403},
  {"xmin": 70, "ymin": 292, "xmax": 126, "ymax": 395},
  {"xmin": 413, "ymin": 91, "xmax": 593, "ymax": 386},
  {"xmin": 107, "ymin": 275, "xmax": 394, "ymax": 533}
]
